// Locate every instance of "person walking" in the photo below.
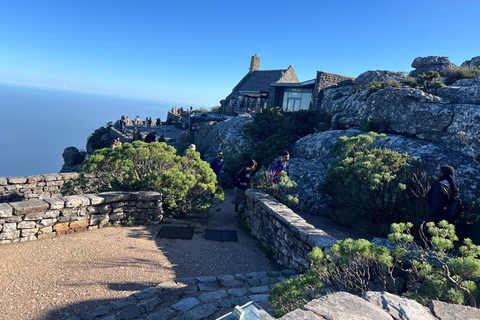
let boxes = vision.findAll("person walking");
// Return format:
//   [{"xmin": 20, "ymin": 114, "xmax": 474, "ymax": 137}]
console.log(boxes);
[
  {"xmin": 209, "ymin": 151, "xmax": 224, "ymax": 180},
  {"xmin": 426, "ymin": 165, "xmax": 460, "ymax": 223},
  {"xmin": 232, "ymin": 159, "xmax": 257, "ymax": 213}
]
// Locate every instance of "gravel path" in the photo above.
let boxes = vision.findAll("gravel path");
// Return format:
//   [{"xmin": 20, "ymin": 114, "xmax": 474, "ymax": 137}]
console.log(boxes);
[{"xmin": 0, "ymin": 189, "xmax": 278, "ymax": 320}]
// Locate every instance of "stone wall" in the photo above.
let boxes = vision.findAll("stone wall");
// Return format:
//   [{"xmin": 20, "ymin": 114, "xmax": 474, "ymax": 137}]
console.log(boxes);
[
  {"xmin": 244, "ymin": 189, "xmax": 337, "ymax": 272},
  {"xmin": 0, "ymin": 191, "xmax": 163, "ymax": 244},
  {"xmin": 312, "ymin": 71, "xmax": 354, "ymax": 109},
  {"xmin": 0, "ymin": 173, "xmax": 79, "ymax": 203}
]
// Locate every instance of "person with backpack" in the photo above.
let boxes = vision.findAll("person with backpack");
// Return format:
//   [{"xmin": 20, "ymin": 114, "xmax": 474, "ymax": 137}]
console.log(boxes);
[
  {"xmin": 232, "ymin": 159, "xmax": 257, "ymax": 214},
  {"xmin": 426, "ymin": 164, "xmax": 461, "ymax": 223}
]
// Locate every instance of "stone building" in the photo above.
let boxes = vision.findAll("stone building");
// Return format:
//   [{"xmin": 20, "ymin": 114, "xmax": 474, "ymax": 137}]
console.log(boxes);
[
  {"xmin": 221, "ymin": 55, "xmax": 300, "ymax": 114},
  {"xmin": 222, "ymin": 55, "xmax": 353, "ymax": 113}
]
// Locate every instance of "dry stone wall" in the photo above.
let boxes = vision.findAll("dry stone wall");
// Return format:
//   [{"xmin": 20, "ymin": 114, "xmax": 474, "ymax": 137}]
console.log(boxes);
[
  {"xmin": 0, "ymin": 173, "xmax": 79, "ymax": 203},
  {"xmin": 0, "ymin": 191, "xmax": 163, "ymax": 244},
  {"xmin": 244, "ymin": 189, "xmax": 337, "ymax": 272}
]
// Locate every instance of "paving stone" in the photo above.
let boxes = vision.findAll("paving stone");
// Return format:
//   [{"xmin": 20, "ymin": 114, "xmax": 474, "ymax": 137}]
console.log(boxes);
[
  {"xmin": 196, "ymin": 276, "xmax": 217, "ymax": 283},
  {"xmin": 145, "ymin": 308, "xmax": 176, "ymax": 320},
  {"xmin": 110, "ymin": 296, "xmax": 137, "ymax": 310},
  {"xmin": 176, "ymin": 277, "xmax": 196, "ymax": 284},
  {"xmin": 250, "ymin": 294, "xmax": 270, "ymax": 302},
  {"xmin": 218, "ymin": 299, "xmax": 232, "ymax": 308},
  {"xmin": 96, "ymin": 315, "xmax": 116, "ymax": 320},
  {"xmin": 180, "ymin": 283, "xmax": 198, "ymax": 295},
  {"xmin": 249, "ymin": 286, "xmax": 270, "ymax": 294},
  {"xmin": 246, "ymin": 271, "xmax": 268, "ymax": 279},
  {"xmin": 235, "ymin": 273, "xmax": 247, "ymax": 280},
  {"xmin": 267, "ymin": 270, "xmax": 282, "ymax": 277},
  {"xmin": 219, "ymin": 279, "xmax": 245, "ymax": 287},
  {"xmin": 198, "ymin": 290, "xmax": 227, "ymax": 302},
  {"xmin": 246, "ymin": 278, "xmax": 261, "ymax": 287},
  {"xmin": 231, "ymin": 296, "xmax": 251, "ymax": 306},
  {"xmin": 181, "ymin": 303, "xmax": 218, "ymax": 320},
  {"xmin": 172, "ymin": 297, "xmax": 200, "ymax": 311},
  {"xmin": 133, "ymin": 287, "xmax": 163, "ymax": 300},
  {"xmin": 198, "ymin": 282, "xmax": 221, "ymax": 291},
  {"xmin": 117, "ymin": 306, "xmax": 141, "ymax": 320},
  {"xmin": 260, "ymin": 277, "xmax": 279, "ymax": 286},
  {"xmin": 217, "ymin": 274, "xmax": 236, "ymax": 281},
  {"xmin": 138, "ymin": 297, "xmax": 161, "ymax": 313},
  {"xmin": 157, "ymin": 280, "xmax": 179, "ymax": 289},
  {"xmin": 10, "ymin": 200, "xmax": 49, "ymax": 215},
  {"xmin": 158, "ymin": 289, "xmax": 184, "ymax": 302},
  {"xmin": 228, "ymin": 287, "xmax": 248, "ymax": 297},
  {"xmin": 80, "ymin": 306, "xmax": 112, "ymax": 320}
]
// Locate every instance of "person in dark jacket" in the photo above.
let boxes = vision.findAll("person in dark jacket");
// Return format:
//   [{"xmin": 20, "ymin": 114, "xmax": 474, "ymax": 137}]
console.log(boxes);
[
  {"xmin": 232, "ymin": 159, "xmax": 257, "ymax": 213},
  {"xmin": 209, "ymin": 151, "xmax": 224, "ymax": 180},
  {"xmin": 426, "ymin": 165, "xmax": 459, "ymax": 223}
]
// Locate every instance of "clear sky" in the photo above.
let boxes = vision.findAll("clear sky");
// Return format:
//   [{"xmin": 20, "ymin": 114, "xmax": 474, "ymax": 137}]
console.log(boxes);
[{"xmin": 1, "ymin": 0, "xmax": 479, "ymax": 108}]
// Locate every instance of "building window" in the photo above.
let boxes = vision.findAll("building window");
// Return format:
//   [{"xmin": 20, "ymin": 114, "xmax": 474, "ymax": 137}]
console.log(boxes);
[{"xmin": 282, "ymin": 91, "xmax": 312, "ymax": 112}]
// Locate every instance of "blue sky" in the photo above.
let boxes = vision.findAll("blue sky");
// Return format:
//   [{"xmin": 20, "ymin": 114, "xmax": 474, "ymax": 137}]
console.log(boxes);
[{"xmin": 1, "ymin": 0, "xmax": 479, "ymax": 108}]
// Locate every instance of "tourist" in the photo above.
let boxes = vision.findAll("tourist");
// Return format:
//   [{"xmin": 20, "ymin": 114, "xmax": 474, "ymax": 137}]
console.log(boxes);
[
  {"xmin": 426, "ymin": 165, "xmax": 459, "ymax": 223},
  {"xmin": 232, "ymin": 159, "xmax": 257, "ymax": 213},
  {"xmin": 144, "ymin": 130, "xmax": 156, "ymax": 143},
  {"xmin": 125, "ymin": 115, "xmax": 130, "ymax": 126},
  {"xmin": 209, "ymin": 151, "xmax": 224, "ymax": 180},
  {"xmin": 156, "ymin": 118, "xmax": 161, "ymax": 127},
  {"xmin": 110, "ymin": 139, "xmax": 116, "ymax": 150},
  {"xmin": 270, "ymin": 151, "xmax": 290, "ymax": 184},
  {"xmin": 132, "ymin": 128, "xmax": 142, "ymax": 141},
  {"xmin": 134, "ymin": 116, "xmax": 140, "ymax": 127},
  {"xmin": 158, "ymin": 134, "xmax": 165, "ymax": 142}
]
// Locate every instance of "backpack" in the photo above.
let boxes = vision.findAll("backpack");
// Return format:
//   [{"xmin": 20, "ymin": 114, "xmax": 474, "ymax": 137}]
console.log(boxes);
[{"xmin": 447, "ymin": 196, "xmax": 463, "ymax": 220}]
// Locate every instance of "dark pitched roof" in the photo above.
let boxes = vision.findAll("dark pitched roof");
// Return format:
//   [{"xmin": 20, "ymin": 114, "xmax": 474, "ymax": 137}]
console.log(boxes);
[{"xmin": 227, "ymin": 67, "xmax": 298, "ymax": 99}]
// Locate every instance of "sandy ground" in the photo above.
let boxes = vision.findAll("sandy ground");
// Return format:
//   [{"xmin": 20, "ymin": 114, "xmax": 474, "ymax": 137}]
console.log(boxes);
[{"xmin": 0, "ymin": 189, "xmax": 278, "ymax": 320}]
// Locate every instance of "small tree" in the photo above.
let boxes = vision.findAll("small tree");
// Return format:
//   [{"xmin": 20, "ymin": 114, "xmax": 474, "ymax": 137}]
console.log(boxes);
[{"xmin": 62, "ymin": 141, "xmax": 224, "ymax": 216}]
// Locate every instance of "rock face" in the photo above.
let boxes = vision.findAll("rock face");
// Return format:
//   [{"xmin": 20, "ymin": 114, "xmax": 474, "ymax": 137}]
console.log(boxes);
[
  {"xmin": 409, "ymin": 56, "xmax": 456, "ymax": 78},
  {"xmin": 461, "ymin": 56, "xmax": 480, "ymax": 68},
  {"xmin": 60, "ymin": 146, "xmax": 86, "ymax": 173}
]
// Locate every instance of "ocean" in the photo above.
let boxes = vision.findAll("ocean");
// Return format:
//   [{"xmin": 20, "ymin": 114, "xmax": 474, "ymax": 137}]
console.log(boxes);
[{"xmin": 0, "ymin": 85, "xmax": 172, "ymax": 177}]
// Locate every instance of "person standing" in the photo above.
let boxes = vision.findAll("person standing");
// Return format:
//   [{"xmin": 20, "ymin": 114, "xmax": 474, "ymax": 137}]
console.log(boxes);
[
  {"xmin": 209, "ymin": 151, "xmax": 224, "ymax": 180},
  {"xmin": 426, "ymin": 165, "xmax": 459, "ymax": 223},
  {"xmin": 233, "ymin": 159, "xmax": 257, "ymax": 213},
  {"xmin": 270, "ymin": 151, "xmax": 290, "ymax": 184}
]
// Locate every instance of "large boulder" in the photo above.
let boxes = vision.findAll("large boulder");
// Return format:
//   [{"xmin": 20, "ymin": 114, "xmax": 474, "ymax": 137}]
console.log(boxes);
[
  {"xmin": 60, "ymin": 146, "xmax": 85, "ymax": 173},
  {"xmin": 436, "ymin": 85, "xmax": 480, "ymax": 104},
  {"xmin": 195, "ymin": 114, "xmax": 254, "ymax": 185},
  {"xmin": 355, "ymin": 70, "xmax": 405, "ymax": 86},
  {"xmin": 410, "ymin": 56, "xmax": 456, "ymax": 78}
]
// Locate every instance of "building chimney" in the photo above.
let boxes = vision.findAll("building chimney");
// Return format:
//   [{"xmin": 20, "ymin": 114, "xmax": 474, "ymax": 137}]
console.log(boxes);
[{"xmin": 249, "ymin": 54, "xmax": 260, "ymax": 73}]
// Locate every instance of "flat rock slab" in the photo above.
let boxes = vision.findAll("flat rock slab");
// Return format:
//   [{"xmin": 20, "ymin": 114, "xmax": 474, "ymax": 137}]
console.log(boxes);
[
  {"xmin": 363, "ymin": 291, "xmax": 436, "ymax": 320},
  {"xmin": 305, "ymin": 292, "xmax": 393, "ymax": 320},
  {"xmin": 429, "ymin": 299, "xmax": 480, "ymax": 320},
  {"xmin": 10, "ymin": 200, "xmax": 49, "ymax": 215}
]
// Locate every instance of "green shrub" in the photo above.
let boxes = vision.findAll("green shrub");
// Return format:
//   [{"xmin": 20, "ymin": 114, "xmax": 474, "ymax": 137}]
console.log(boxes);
[
  {"xmin": 442, "ymin": 65, "xmax": 480, "ymax": 85},
  {"xmin": 62, "ymin": 141, "xmax": 224, "ymax": 217},
  {"xmin": 417, "ymin": 71, "xmax": 446, "ymax": 92},
  {"xmin": 367, "ymin": 79, "xmax": 401, "ymax": 98},
  {"xmin": 252, "ymin": 171, "xmax": 299, "ymax": 208},
  {"xmin": 320, "ymin": 133, "xmax": 430, "ymax": 235},
  {"xmin": 402, "ymin": 76, "xmax": 419, "ymax": 88},
  {"xmin": 243, "ymin": 107, "xmax": 328, "ymax": 167}
]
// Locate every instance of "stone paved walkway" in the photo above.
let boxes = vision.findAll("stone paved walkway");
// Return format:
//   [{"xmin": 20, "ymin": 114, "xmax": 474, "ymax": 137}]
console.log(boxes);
[{"xmin": 70, "ymin": 270, "xmax": 297, "ymax": 320}]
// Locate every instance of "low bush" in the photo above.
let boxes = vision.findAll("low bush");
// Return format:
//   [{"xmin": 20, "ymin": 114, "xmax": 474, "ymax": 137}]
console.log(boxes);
[
  {"xmin": 269, "ymin": 221, "xmax": 480, "ymax": 316},
  {"xmin": 252, "ymin": 170, "xmax": 299, "ymax": 208},
  {"xmin": 442, "ymin": 65, "xmax": 480, "ymax": 85},
  {"xmin": 320, "ymin": 133, "xmax": 431, "ymax": 235},
  {"xmin": 61, "ymin": 141, "xmax": 224, "ymax": 217}
]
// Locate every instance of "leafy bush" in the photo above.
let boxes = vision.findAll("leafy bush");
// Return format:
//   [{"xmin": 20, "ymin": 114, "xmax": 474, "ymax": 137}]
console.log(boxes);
[
  {"xmin": 243, "ymin": 107, "xmax": 328, "ymax": 167},
  {"xmin": 62, "ymin": 141, "xmax": 224, "ymax": 217},
  {"xmin": 417, "ymin": 71, "xmax": 446, "ymax": 91},
  {"xmin": 320, "ymin": 133, "xmax": 430, "ymax": 235},
  {"xmin": 270, "ymin": 221, "xmax": 480, "ymax": 316},
  {"xmin": 442, "ymin": 65, "xmax": 480, "ymax": 85},
  {"xmin": 366, "ymin": 79, "xmax": 401, "ymax": 98},
  {"xmin": 402, "ymin": 76, "xmax": 419, "ymax": 88},
  {"xmin": 252, "ymin": 170, "xmax": 299, "ymax": 208}
]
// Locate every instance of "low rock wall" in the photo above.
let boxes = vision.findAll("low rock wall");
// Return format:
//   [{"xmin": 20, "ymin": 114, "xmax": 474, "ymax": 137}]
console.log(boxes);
[
  {"xmin": 0, "ymin": 173, "xmax": 79, "ymax": 203},
  {"xmin": 245, "ymin": 189, "xmax": 337, "ymax": 272},
  {"xmin": 0, "ymin": 191, "xmax": 163, "ymax": 244}
]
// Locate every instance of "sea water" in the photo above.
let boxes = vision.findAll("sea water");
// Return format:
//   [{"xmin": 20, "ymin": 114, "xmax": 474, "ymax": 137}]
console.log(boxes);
[{"xmin": 0, "ymin": 84, "xmax": 172, "ymax": 177}]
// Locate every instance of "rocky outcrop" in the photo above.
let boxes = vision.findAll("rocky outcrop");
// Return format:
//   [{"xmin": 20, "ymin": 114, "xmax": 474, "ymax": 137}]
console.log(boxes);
[
  {"xmin": 60, "ymin": 146, "xmax": 86, "ymax": 173},
  {"xmin": 409, "ymin": 56, "xmax": 456, "ymax": 78},
  {"xmin": 355, "ymin": 70, "xmax": 404, "ymax": 86},
  {"xmin": 461, "ymin": 56, "xmax": 480, "ymax": 68}
]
